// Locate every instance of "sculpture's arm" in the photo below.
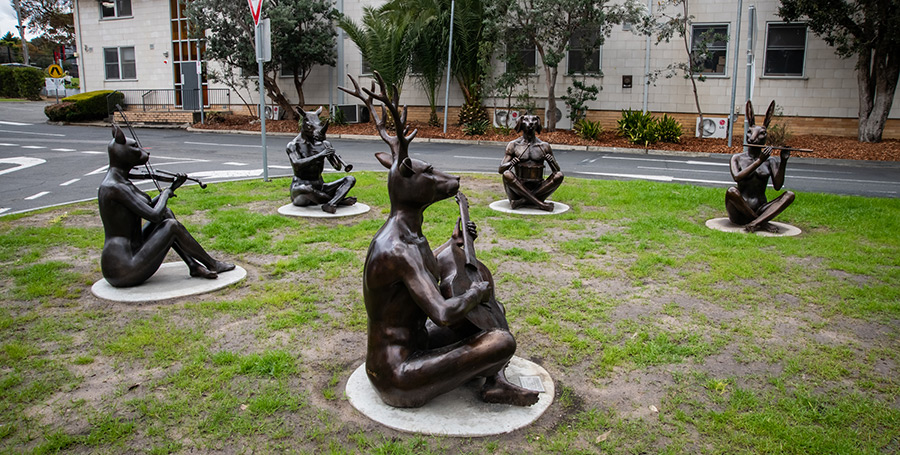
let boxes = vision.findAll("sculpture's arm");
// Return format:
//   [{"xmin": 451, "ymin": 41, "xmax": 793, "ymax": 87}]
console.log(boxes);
[
  {"xmin": 498, "ymin": 143, "xmax": 519, "ymax": 173},
  {"xmin": 730, "ymin": 149, "xmax": 770, "ymax": 183},
  {"xmin": 286, "ymin": 142, "xmax": 331, "ymax": 174},
  {"xmin": 401, "ymin": 254, "xmax": 488, "ymax": 327},
  {"xmin": 772, "ymin": 150, "xmax": 790, "ymax": 190},
  {"xmin": 110, "ymin": 184, "xmax": 174, "ymax": 223},
  {"xmin": 542, "ymin": 143, "xmax": 561, "ymax": 173}
]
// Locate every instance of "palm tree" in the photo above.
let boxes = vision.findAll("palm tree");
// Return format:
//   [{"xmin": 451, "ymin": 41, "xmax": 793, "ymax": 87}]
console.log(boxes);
[{"xmin": 338, "ymin": 6, "xmax": 416, "ymax": 100}]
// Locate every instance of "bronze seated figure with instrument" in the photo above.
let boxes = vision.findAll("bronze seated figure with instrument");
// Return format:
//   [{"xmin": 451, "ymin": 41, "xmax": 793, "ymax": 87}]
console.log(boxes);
[
  {"xmin": 341, "ymin": 72, "xmax": 538, "ymax": 408},
  {"xmin": 286, "ymin": 106, "xmax": 356, "ymax": 214},
  {"xmin": 499, "ymin": 114, "xmax": 564, "ymax": 211},
  {"xmin": 726, "ymin": 100, "xmax": 805, "ymax": 232},
  {"xmin": 98, "ymin": 125, "xmax": 233, "ymax": 287}
]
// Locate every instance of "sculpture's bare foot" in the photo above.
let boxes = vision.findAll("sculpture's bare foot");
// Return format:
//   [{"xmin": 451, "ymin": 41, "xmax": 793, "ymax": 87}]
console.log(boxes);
[
  {"xmin": 189, "ymin": 265, "xmax": 218, "ymax": 279},
  {"xmin": 762, "ymin": 222, "xmax": 780, "ymax": 233},
  {"xmin": 538, "ymin": 201, "xmax": 554, "ymax": 212},
  {"xmin": 212, "ymin": 260, "xmax": 235, "ymax": 273},
  {"xmin": 339, "ymin": 196, "xmax": 357, "ymax": 206},
  {"xmin": 480, "ymin": 374, "xmax": 539, "ymax": 407},
  {"xmin": 509, "ymin": 198, "xmax": 526, "ymax": 210},
  {"xmin": 321, "ymin": 203, "xmax": 337, "ymax": 214},
  {"xmin": 745, "ymin": 222, "xmax": 776, "ymax": 233}
]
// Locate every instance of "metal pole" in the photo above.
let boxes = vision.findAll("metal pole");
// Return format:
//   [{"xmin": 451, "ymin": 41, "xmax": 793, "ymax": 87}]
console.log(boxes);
[
  {"xmin": 337, "ymin": 0, "xmax": 345, "ymax": 105},
  {"xmin": 442, "ymin": 0, "xmax": 455, "ymax": 133},
  {"xmin": 12, "ymin": 0, "xmax": 29, "ymax": 64},
  {"xmin": 198, "ymin": 63, "xmax": 205, "ymax": 124},
  {"xmin": 745, "ymin": 5, "xmax": 756, "ymax": 142},
  {"xmin": 642, "ymin": 0, "xmax": 652, "ymax": 113},
  {"xmin": 727, "ymin": 0, "xmax": 742, "ymax": 147},
  {"xmin": 257, "ymin": 24, "xmax": 268, "ymax": 181}
]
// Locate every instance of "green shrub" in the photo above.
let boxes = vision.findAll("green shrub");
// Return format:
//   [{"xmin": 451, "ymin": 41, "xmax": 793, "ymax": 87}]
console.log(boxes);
[
  {"xmin": 462, "ymin": 118, "xmax": 490, "ymax": 136},
  {"xmin": 13, "ymin": 67, "xmax": 44, "ymax": 100},
  {"xmin": 44, "ymin": 102, "xmax": 78, "ymax": 122},
  {"xmin": 617, "ymin": 109, "xmax": 659, "ymax": 146},
  {"xmin": 0, "ymin": 66, "xmax": 16, "ymax": 98},
  {"xmin": 656, "ymin": 114, "xmax": 683, "ymax": 143},
  {"xmin": 44, "ymin": 90, "xmax": 123, "ymax": 121},
  {"xmin": 574, "ymin": 118, "xmax": 603, "ymax": 140}
]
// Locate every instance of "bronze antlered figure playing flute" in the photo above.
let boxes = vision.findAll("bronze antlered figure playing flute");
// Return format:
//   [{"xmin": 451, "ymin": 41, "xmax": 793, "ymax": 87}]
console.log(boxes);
[
  {"xmin": 499, "ymin": 114, "xmax": 564, "ymax": 211},
  {"xmin": 341, "ymin": 72, "xmax": 538, "ymax": 408},
  {"xmin": 98, "ymin": 125, "xmax": 234, "ymax": 287},
  {"xmin": 726, "ymin": 100, "xmax": 796, "ymax": 232}
]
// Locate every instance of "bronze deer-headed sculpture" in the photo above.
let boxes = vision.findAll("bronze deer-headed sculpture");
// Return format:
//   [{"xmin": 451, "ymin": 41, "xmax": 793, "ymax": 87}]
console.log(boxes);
[
  {"xmin": 340, "ymin": 72, "xmax": 538, "ymax": 408},
  {"xmin": 725, "ymin": 100, "xmax": 795, "ymax": 232}
]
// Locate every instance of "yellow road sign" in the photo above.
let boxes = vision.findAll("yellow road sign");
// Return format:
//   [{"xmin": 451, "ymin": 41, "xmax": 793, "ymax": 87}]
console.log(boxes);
[{"xmin": 47, "ymin": 64, "xmax": 64, "ymax": 78}]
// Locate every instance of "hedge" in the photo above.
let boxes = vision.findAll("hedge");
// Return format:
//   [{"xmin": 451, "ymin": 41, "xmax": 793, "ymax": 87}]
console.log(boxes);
[
  {"xmin": 44, "ymin": 90, "xmax": 124, "ymax": 122},
  {"xmin": 0, "ymin": 66, "xmax": 44, "ymax": 100}
]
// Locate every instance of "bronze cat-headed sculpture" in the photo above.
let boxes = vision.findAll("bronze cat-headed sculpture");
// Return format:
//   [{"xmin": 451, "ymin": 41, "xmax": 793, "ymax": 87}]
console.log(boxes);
[
  {"xmin": 340, "ymin": 72, "xmax": 538, "ymax": 408},
  {"xmin": 98, "ymin": 125, "xmax": 234, "ymax": 287},
  {"xmin": 499, "ymin": 114, "xmax": 564, "ymax": 211},
  {"xmin": 286, "ymin": 106, "xmax": 357, "ymax": 213},
  {"xmin": 726, "ymin": 100, "xmax": 795, "ymax": 232}
]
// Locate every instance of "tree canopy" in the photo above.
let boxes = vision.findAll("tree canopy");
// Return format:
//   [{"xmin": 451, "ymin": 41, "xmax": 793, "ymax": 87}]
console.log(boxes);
[{"xmin": 779, "ymin": 0, "xmax": 900, "ymax": 142}]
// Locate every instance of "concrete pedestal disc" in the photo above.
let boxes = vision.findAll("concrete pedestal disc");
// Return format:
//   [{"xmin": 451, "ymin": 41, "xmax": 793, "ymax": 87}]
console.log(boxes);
[
  {"xmin": 91, "ymin": 262, "xmax": 247, "ymax": 302},
  {"xmin": 277, "ymin": 203, "xmax": 370, "ymax": 218},
  {"xmin": 346, "ymin": 356, "xmax": 554, "ymax": 436},
  {"xmin": 489, "ymin": 200, "xmax": 570, "ymax": 215},
  {"xmin": 705, "ymin": 217, "xmax": 801, "ymax": 237}
]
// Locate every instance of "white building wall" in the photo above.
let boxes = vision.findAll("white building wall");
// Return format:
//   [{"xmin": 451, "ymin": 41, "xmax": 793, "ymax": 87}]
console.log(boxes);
[
  {"xmin": 72, "ymin": 0, "xmax": 898, "ymax": 121},
  {"xmin": 75, "ymin": 0, "xmax": 175, "ymax": 93}
]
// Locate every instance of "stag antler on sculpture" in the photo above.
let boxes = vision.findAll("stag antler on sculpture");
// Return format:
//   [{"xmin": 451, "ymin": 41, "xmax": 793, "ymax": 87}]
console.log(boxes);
[{"xmin": 338, "ymin": 72, "xmax": 417, "ymax": 165}]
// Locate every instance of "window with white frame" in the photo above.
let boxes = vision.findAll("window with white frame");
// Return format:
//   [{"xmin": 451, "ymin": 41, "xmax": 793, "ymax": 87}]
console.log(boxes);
[
  {"xmin": 764, "ymin": 23, "xmax": 807, "ymax": 77},
  {"xmin": 104, "ymin": 47, "xmax": 136, "ymax": 80},
  {"xmin": 691, "ymin": 24, "xmax": 728, "ymax": 75},
  {"xmin": 568, "ymin": 28, "xmax": 601, "ymax": 74},
  {"xmin": 100, "ymin": 0, "xmax": 132, "ymax": 19}
]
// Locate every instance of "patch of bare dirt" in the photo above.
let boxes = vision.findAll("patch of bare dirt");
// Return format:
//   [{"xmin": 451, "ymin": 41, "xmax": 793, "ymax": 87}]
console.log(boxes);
[{"xmin": 195, "ymin": 114, "xmax": 900, "ymax": 162}]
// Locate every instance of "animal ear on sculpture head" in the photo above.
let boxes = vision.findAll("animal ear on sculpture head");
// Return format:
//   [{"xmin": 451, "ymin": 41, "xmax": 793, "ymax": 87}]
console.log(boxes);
[
  {"xmin": 745, "ymin": 100, "xmax": 755, "ymax": 127},
  {"xmin": 113, "ymin": 124, "xmax": 126, "ymax": 144},
  {"xmin": 763, "ymin": 100, "xmax": 776, "ymax": 129},
  {"xmin": 399, "ymin": 157, "xmax": 414, "ymax": 178},
  {"xmin": 375, "ymin": 152, "xmax": 393, "ymax": 169}
]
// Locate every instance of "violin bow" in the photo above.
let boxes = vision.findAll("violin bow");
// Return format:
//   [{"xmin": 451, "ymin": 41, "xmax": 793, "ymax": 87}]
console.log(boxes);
[{"xmin": 115, "ymin": 104, "xmax": 162, "ymax": 193}]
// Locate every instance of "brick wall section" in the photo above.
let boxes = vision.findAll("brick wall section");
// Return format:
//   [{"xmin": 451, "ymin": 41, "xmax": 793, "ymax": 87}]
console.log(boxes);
[{"xmin": 113, "ymin": 111, "xmax": 198, "ymax": 124}]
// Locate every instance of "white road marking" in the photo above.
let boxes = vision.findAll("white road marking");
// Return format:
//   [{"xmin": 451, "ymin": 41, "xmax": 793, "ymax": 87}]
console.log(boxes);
[
  {"xmin": 25, "ymin": 191, "xmax": 50, "ymax": 200},
  {"xmin": 575, "ymin": 171, "xmax": 734, "ymax": 186},
  {"xmin": 638, "ymin": 166, "xmax": 725, "ymax": 175},
  {"xmin": 0, "ymin": 121, "xmax": 30, "ymax": 126},
  {"xmin": 185, "ymin": 141, "xmax": 261, "ymax": 148},
  {"xmin": 0, "ymin": 129, "xmax": 65, "ymax": 137},
  {"xmin": 60, "ymin": 178, "xmax": 80, "ymax": 186},
  {"xmin": 602, "ymin": 156, "xmax": 729, "ymax": 167},
  {"xmin": 0, "ymin": 157, "xmax": 46, "ymax": 176},
  {"xmin": 188, "ymin": 169, "xmax": 264, "ymax": 179},
  {"xmin": 0, "ymin": 208, "xmax": 9, "ymax": 214},
  {"xmin": 788, "ymin": 174, "xmax": 899, "ymax": 185},
  {"xmin": 224, "ymin": 162, "xmax": 248, "ymax": 166},
  {"xmin": 453, "ymin": 155, "xmax": 498, "ymax": 161},
  {"xmin": 85, "ymin": 165, "xmax": 108, "ymax": 176},
  {"xmin": 21, "ymin": 145, "xmax": 45, "ymax": 149},
  {"xmin": 81, "ymin": 151, "xmax": 105, "ymax": 155},
  {"xmin": 269, "ymin": 165, "xmax": 291, "ymax": 169},
  {"xmin": 0, "ymin": 143, "xmax": 20, "ymax": 146},
  {"xmin": 52, "ymin": 148, "xmax": 77, "ymax": 152}
]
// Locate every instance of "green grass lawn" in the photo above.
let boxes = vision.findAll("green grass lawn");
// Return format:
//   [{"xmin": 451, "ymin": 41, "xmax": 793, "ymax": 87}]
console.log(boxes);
[{"xmin": 0, "ymin": 173, "xmax": 898, "ymax": 454}]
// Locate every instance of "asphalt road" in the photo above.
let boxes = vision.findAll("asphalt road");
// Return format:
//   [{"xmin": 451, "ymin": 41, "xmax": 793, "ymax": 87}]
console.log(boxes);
[{"xmin": 1, "ymin": 102, "xmax": 898, "ymax": 216}]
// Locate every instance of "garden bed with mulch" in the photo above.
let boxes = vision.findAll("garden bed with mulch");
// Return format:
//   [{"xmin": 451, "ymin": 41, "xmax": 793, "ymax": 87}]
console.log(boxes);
[{"xmin": 195, "ymin": 114, "xmax": 900, "ymax": 162}]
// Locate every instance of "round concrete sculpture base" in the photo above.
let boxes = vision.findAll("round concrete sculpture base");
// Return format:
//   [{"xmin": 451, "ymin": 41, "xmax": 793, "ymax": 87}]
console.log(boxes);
[
  {"xmin": 277, "ymin": 203, "xmax": 370, "ymax": 218},
  {"xmin": 346, "ymin": 356, "xmax": 554, "ymax": 437},
  {"xmin": 489, "ymin": 200, "xmax": 570, "ymax": 215},
  {"xmin": 705, "ymin": 217, "xmax": 801, "ymax": 237},
  {"xmin": 91, "ymin": 262, "xmax": 247, "ymax": 303}
]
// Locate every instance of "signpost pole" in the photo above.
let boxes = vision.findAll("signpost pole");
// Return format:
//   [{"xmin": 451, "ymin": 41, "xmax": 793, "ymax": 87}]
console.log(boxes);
[{"xmin": 256, "ymin": 24, "xmax": 268, "ymax": 181}]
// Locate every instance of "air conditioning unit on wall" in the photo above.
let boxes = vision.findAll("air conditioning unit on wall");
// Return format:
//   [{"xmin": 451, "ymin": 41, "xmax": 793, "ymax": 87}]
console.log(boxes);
[
  {"xmin": 696, "ymin": 117, "xmax": 729, "ymax": 139},
  {"xmin": 264, "ymin": 105, "xmax": 282, "ymax": 120},
  {"xmin": 333, "ymin": 104, "xmax": 370, "ymax": 124},
  {"xmin": 493, "ymin": 109, "xmax": 521, "ymax": 128},
  {"xmin": 545, "ymin": 102, "xmax": 572, "ymax": 130}
]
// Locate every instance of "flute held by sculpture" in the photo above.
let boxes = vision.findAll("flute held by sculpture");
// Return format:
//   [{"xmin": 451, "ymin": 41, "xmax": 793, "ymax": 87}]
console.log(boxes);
[{"xmin": 743, "ymin": 143, "xmax": 814, "ymax": 153}]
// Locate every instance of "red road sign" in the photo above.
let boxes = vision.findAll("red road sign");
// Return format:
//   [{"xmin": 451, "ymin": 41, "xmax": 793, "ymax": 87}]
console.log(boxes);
[{"xmin": 247, "ymin": 0, "xmax": 263, "ymax": 26}]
